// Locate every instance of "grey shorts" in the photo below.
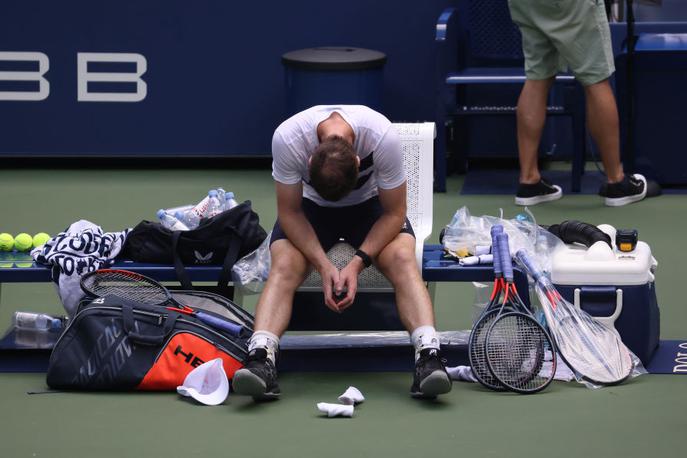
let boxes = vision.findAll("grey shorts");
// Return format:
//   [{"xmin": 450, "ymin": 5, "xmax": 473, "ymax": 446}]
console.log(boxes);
[{"xmin": 508, "ymin": 0, "xmax": 615, "ymax": 86}]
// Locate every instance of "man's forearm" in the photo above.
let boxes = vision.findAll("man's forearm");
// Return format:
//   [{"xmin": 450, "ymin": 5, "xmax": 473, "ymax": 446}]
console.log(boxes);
[
  {"xmin": 358, "ymin": 212, "xmax": 406, "ymax": 259},
  {"xmin": 279, "ymin": 210, "xmax": 329, "ymax": 269}
]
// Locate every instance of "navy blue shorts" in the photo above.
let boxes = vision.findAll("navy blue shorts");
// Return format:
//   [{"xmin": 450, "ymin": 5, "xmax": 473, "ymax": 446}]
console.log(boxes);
[{"xmin": 270, "ymin": 196, "xmax": 415, "ymax": 251}]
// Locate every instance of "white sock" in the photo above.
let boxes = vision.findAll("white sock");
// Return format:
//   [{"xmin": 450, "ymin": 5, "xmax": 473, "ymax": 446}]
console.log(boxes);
[
  {"xmin": 248, "ymin": 330, "xmax": 280, "ymax": 365},
  {"xmin": 317, "ymin": 402, "xmax": 354, "ymax": 418},
  {"xmin": 338, "ymin": 386, "xmax": 365, "ymax": 405},
  {"xmin": 410, "ymin": 325, "xmax": 440, "ymax": 360}
]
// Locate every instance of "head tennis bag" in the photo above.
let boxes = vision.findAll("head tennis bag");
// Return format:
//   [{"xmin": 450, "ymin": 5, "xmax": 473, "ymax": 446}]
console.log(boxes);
[
  {"xmin": 46, "ymin": 293, "xmax": 253, "ymax": 391},
  {"xmin": 121, "ymin": 201, "xmax": 267, "ymax": 288}
]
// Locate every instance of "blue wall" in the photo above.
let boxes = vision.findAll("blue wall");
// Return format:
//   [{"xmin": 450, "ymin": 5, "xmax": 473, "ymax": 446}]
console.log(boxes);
[{"xmin": 0, "ymin": 1, "xmax": 451, "ymax": 157}]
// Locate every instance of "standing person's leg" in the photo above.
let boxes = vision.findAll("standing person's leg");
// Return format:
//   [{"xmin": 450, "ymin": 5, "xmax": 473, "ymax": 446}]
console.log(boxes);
[
  {"xmin": 509, "ymin": 0, "xmax": 564, "ymax": 205},
  {"xmin": 548, "ymin": 0, "xmax": 647, "ymax": 205},
  {"xmin": 517, "ymin": 77, "xmax": 555, "ymax": 184},
  {"xmin": 376, "ymin": 233, "xmax": 451, "ymax": 398},
  {"xmin": 584, "ymin": 79, "xmax": 623, "ymax": 183},
  {"xmin": 232, "ymin": 238, "xmax": 309, "ymax": 400}
]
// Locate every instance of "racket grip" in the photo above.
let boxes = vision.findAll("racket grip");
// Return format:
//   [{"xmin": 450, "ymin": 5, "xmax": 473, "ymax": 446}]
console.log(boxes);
[
  {"xmin": 498, "ymin": 233, "xmax": 513, "ymax": 282},
  {"xmin": 196, "ymin": 311, "xmax": 243, "ymax": 336},
  {"xmin": 491, "ymin": 225, "xmax": 503, "ymax": 277},
  {"xmin": 514, "ymin": 250, "xmax": 543, "ymax": 283}
]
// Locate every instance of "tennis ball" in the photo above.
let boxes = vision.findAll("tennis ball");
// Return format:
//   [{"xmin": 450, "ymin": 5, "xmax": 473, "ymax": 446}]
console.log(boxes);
[
  {"xmin": 0, "ymin": 233, "xmax": 14, "ymax": 251},
  {"xmin": 14, "ymin": 233, "xmax": 33, "ymax": 252},
  {"xmin": 33, "ymin": 232, "xmax": 51, "ymax": 248}
]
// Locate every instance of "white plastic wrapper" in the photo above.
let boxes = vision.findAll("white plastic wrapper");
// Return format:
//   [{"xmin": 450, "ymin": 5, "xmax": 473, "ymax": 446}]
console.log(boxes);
[
  {"xmin": 442, "ymin": 206, "xmax": 564, "ymax": 276},
  {"xmin": 231, "ymin": 231, "xmax": 272, "ymax": 294},
  {"xmin": 515, "ymin": 250, "xmax": 647, "ymax": 389}
]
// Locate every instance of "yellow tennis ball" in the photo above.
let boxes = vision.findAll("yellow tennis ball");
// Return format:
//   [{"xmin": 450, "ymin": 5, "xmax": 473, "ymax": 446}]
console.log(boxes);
[
  {"xmin": 14, "ymin": 233, "xmax": 33, "ymax": 252},
  {"xmin": 32, "ymin": 232, "xmax": 51, "ymax": 248},
  {"xmin": 0, "ymin": 233, "xmax": 14, "ymax": 251}
]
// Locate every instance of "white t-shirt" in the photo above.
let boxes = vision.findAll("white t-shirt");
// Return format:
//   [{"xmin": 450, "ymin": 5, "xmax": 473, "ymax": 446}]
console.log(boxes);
[{"xmin": 271, "ymin": 105, "xmax": 405, "ymax": 207}]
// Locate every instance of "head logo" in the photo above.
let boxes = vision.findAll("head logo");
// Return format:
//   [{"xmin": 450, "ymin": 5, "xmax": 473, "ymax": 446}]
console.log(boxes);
[{"xmin": 194, "ymin": 250, "xmax": 213, "ymax": 264}]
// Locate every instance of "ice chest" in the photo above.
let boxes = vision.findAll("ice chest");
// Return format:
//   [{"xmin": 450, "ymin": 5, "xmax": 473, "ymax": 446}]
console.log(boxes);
[{"xmin": 550, "ymin": 240, "xmax": 660, "ymax": 364}]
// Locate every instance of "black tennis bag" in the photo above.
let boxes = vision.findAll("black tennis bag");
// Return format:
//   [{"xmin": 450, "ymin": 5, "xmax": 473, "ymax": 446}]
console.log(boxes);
[
  {"xmin": 121, "ymin": 201, "xmax": 267, "ymax": 288},
  {"xmin": 46, "ymin": 291, "xmax": 253, "ymax": 391}
]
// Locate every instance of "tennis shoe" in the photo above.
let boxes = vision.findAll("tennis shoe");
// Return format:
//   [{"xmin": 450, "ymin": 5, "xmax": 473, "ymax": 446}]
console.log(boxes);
[
  {"xmin": 515, "ymin": 178, "xmax": 562, "ymax": 206},
  {"xmin": 411, "ymin": 348, "xmax": 452, "ymax": 399},
  {"xmin": 599, "ymin": 174, "xmax": 647, "ymax": 207},
  {"xmin": 232, "ymin": 348, "xmax": 280, "ymax": 401}
]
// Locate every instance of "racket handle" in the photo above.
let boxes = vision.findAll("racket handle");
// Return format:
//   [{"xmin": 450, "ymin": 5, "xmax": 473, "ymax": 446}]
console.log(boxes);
[
  {"xmin": 196, "ymin": 311, "xmax": 243, "ymax": 336},
  {"xmin": 491, "ymin": 225, "xmax": 503, "ymax": 277},
  {"xmin": 497, "ymin": 233, "xmax": 513, "ymax": 282},
  {"xmin": 514, "ymin": 250, "xmax": 543, "ymax": 283}
]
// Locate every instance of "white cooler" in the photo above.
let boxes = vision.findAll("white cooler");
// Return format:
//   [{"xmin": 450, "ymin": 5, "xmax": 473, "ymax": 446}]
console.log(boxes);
[{"xmin": 550, "ymin": 236, "xmax": 660, "ymax": 364}]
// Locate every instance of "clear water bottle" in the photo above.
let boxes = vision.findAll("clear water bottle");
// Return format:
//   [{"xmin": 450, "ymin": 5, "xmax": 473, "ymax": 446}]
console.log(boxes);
[
  {"xmin": 190, "ymin": 193, "xmax": 212, "ymax": 220},
  {"xmin": 223, "ymin": 192, "xmax": 238, "ymax": 211},
  {"xmin": 175, "ymin": 210, "xmax": 200, "ymax": 230},
  {"xmin": 157, "ymin": 209, "xmax": 189, "ymax": 231},
  {"xmin": 13, "ymin": 311, "xmax": 63, "ymax": 332},
  {"xmin": 205, "ymin": 190, "xmax": 223, "ymax": 218},
  {"xmin": 164, "ymin": 204, "xmax": 193, "ymax": 216}
]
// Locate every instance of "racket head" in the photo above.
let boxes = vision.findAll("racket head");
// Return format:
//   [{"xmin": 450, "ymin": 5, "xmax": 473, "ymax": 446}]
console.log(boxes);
[
  {"xmin": 80, "ymin": 269, "xmax": 171, "ymax": 305},
  {"xmin": 550, "ymin": 310, "xmax": 633, "ymax": 385},
  {"xmin": 469, "ymin": 308, "xmax": 507, "ymax": 391},
  {"xmin": 485, "ymin": 311, "xmax": 555, "ymax": 394}
]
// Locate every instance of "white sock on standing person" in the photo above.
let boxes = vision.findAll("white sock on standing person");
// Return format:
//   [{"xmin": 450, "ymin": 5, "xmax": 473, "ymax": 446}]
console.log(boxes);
[
  {"xmin": 410, "ymin": 325, "xmax": 440, "ymax": 360},
  {"xmin": 248, "ymin": 330, "xmax": 280, "ymax": 365}
]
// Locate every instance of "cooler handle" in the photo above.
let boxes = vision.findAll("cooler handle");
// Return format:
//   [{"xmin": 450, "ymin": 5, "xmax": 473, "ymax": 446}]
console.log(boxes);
[{"xmin": 574, "ymin": 287, "xmax": 623, "ymax": 329}]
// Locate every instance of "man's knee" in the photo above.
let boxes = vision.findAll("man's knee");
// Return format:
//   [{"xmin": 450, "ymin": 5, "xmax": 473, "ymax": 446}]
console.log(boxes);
[
  {"xmin": 269, "ymin": 241, "xmax": 308, "ymax": 286},
  {"xmin": 378, "ymin": 238, "xmax": 418, "ymax": 275}
]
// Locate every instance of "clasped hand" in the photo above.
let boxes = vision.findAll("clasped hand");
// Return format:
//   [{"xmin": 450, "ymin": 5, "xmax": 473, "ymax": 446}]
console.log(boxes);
[{"xmin": 318, "ymin": 258, "xmax": 365, "ymax": 313}]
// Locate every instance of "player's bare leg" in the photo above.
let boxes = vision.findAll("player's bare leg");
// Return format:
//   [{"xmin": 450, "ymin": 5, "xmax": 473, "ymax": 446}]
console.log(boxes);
[
  {"xmin": 233, "ymin": 239, "xmax": 309, "ymax": 400},
  {"xmin": 376, "ymin": 233, "xmax": 451, "ymax": 398}
]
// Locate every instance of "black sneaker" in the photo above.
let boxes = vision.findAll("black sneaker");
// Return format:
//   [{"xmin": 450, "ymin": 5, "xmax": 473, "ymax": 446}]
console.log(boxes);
[
  {"xmin": 232, "ymin": 348, "xmax": 280, "ymax": 401},
  {"xmin": 515, "ymin": 178, "xmax": 563, "ymax": 206},
  {"xmin": 410, "ymin": 348, "xmax": 452, "ymax": 399},
  {"xmin": 599, "ymin": 173, "xmax": 647, "ymax": 207}
]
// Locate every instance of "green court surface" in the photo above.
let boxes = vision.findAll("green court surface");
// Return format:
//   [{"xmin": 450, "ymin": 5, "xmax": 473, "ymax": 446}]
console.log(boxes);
[{"xmin": 0, "ymin": 166, "xmax": 685, "ymax": 458}]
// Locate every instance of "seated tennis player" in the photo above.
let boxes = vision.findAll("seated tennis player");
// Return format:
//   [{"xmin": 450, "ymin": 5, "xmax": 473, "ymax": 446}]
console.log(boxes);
[{"xmin": 232, "ymin": 105, "xmax": 451, "ymax": 400}]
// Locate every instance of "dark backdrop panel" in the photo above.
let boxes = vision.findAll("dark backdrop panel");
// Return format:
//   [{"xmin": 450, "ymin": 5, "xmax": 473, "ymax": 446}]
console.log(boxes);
[{"xmin": 0, "ymin": 1, "xmax": 451, "ymax": 157}]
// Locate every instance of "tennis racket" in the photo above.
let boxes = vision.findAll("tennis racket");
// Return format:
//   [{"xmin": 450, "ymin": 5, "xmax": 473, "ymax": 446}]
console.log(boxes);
[
  {"xmin": 484, "ymin": 233, "xmax": 555, "ymax": 394},
  {"xmin": 515, "ymin": 250, "xmax": 633, "ymax": 386},
  {"xmin": 80, "ymin": 269, "xmax": 244, "ymax": 336},
  {"xmin": 469, "ymin": 225, "xmax": 508, "ymax": 391}
]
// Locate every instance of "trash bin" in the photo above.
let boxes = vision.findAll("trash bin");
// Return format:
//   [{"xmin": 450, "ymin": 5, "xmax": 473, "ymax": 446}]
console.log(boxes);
[{"xmin": 282, "ymin": 47, "xmax": 387, "ymax": 115}]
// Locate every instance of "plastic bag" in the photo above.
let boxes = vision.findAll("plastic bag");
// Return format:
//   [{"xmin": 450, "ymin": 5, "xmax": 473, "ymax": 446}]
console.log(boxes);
[
  {"xmin": 514, "ymin": 249, "xmax": 647, "ymax": 389},
  {"xmin": 231, "ymin": 231, "xmax": 272, "ymax": 294},
  {"xmin": 442, "ymin": 206, "xmax": 564, "ymax": 275}
]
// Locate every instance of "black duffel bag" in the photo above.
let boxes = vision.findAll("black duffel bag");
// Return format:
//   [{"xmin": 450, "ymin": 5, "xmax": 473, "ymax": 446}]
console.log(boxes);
[
  {"xmin": 121, "ymin": 201, "xmax": 267, "ymax": 289},
  {"xmin": 47, "ymin": 292, "xmax": 253, "ymax": 391}
]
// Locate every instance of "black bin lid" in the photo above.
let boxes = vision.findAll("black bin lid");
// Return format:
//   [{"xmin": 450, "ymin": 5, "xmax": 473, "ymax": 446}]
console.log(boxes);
[{"xmin": 282, "ymin": 47, "xmax": 387, "ymax": 70}]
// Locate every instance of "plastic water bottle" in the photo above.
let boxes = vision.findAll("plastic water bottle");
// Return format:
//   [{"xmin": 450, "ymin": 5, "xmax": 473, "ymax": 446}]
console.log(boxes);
[
  {"xmin": 223, "ymin": 192, "xmax": 239, "ymax": 211},
  {"xmin": 157, "ymin": 210, "xmax": 189, "ymax": 231},
  {"xmin": 216, "ymin": 188, "xmax": 226, "ymax": 202},
  {"xmin": 164, "ymin": 204, "xmax": 193, "ymax": 216},
  {"xmin": 205, "ymin": 190, "xmax": 223, "ymax": 218},
  {"xmin": 12, "ymin": 311, "xmax": 63, "ymax": 332},
  {"xmin": 175, "ymin": 210, "xmax": 200, "ymax": 230},
  {"xmin": 189, "ymin": 193, "xmax": 212, "ymax": 220}
]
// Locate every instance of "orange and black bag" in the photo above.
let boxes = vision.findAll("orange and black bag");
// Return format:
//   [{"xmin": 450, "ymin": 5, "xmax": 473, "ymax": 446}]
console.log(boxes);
[{"xmin": 46, "ymin": 291, "xmax": 253, "ymax": 390}]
